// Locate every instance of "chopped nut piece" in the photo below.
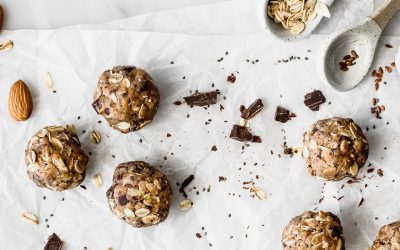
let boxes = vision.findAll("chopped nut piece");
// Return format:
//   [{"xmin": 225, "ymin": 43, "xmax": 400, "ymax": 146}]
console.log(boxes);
[
  {"xmin": 90, "ymin": 130, "xmax": 101, "ymax": 144},
  {"xmin": 21, "ymin": 212, "xmax": 39, "ymax": 225},
  {"xmin": 44, "ymin": 72, "xmax": 53, "ymax": 89},
  {"xmin": 0, "ymin": 40, "xmax": 13, "ymax": 51},
  {"xmin": 92, "ymin": 174, "xmax": 103, "ymax": 187},
  {"xmin": 250, "ymin": 187, "xmax": 267, "ymax": 200},
  {"xmin": 178, "ymin": 199, "xmax": 193, "ymax": 211}
]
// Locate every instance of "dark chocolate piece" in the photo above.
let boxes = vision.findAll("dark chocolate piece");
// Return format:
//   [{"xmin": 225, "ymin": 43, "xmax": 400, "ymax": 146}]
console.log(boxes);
[
  {"xmin": 252, "ymin": 135, "xmax": 262, "ymax": 143},
  {"xmin": 227, "ymin": 73, "xmax": 236, "ymax": 83},
  {"xmin": 229, "ymin": 125, "xmax": 253, "ymax": 142},
  {"xmin": 229, "ymin": 125, "xmax": 261, "ymax": 143},
  {"xmin": 241, "ymin": 99, "xmax": 264, "ymax": 120},
  {"xmin": 44, "ymin": 233, "xmax": 63, "ymax": 250},
  {"xmin": 179, "ymin": 175, "xmax": 195, "ymax": 198},
  {"xmin": 173, "ymin": 100, "xmax": 182, "ymax": 105},
  {"xmin": 283, "ymin": 147, "xmax": 293, "ymax": 155},
  {"xmin": 304, "ymin": 90, "xmax": 326, "ymax": 111},
  {"xmin": 274, "ymin": 106, "xmax": 296, "ymax": 123},
  {"xmin": 183, "ymin": 91, "xmax": 217, "ymax": 106}
]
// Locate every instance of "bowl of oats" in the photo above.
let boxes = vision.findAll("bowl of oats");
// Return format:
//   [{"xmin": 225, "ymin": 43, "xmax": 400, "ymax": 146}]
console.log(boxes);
[{"xmin": 261, "ymin": 0, "xmax": 333, "ymax": 42}]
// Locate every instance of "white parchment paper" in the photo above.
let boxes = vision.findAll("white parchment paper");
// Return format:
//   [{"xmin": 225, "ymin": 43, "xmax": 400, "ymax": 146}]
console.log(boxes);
[
  {"xmin": 2, "ymin": 1, "xmax": 400, "ymax": 250},
  {"xmin": 0, "ymin": 29, "xmax": 399, "ymax": 250},
  {"xmin": 66, "ymin": 0, "xmax": 374, "ymax": 36}
]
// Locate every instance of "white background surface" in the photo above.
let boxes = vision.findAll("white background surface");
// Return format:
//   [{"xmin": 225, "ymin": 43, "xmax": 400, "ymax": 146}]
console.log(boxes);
[
  {"xmin": 1, "ymin": 0, "xmax": 400, "ymax": 250},
  {"xmin": 0, "ymin": 0, "xmax": 399, "ymax": 36}
]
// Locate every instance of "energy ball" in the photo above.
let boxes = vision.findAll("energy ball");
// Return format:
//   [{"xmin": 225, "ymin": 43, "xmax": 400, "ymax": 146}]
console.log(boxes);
[
  {"xmin": 25, "ymin": 125, "xmax": 89, "ymax": 191},
  {"xmin": 302, "ymin": 117, "xmax": 369, "ymax": 181},
  {"xmin": 106, "ymin": 161, "xmax": 173, "ymax": 227},
  {"xmin": 371, "ymin": 221, "xmax": 400, "ymax": 249},
  {"xmin": 92, "ymin": 66, "xmax": 160, "ymax": 133},
  {"xmin": 282, "ymin": 211, "xmax": 345, "ymax": 250}
]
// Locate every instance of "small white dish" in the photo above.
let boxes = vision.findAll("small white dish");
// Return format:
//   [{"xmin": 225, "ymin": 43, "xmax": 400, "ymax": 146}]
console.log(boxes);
[
  {"xmin": 320, "ymin": 0, "xmax": 400, "ymax": 91},
  {"xmin": 259, "ymin": 0, "xmax": 335, "ymax": 42}
]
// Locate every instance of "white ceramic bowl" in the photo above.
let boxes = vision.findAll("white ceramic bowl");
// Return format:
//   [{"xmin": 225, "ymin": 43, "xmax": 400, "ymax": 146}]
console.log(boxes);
[{"xmin": 259, "ymin": 0, "xmax": 335, "ymax": 42}]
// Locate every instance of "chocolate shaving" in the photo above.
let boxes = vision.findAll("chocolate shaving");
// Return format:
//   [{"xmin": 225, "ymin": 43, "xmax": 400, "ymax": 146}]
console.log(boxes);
[
  {"xmin": 241, "ymin": 99, "xmax": 264, "ymax": 120},
  {"xmin": 183, "ymin": 91, "xmax": 217, "ymax": 107},
  {"xmin": 211, "ymin": 145, "xmax": 217, "ymax": 151},
  {"xmin": 179, "ymin": 175, "xmax": 195, "ymax": 198},
  {"xmin": 358, "ymin": 197, "xmax": 365, "ymax": 207},
  {"xmin": 229, "ymin": 125, "xmax": 261, "ymax": 143},
  {"xmin": 44, "ymin": 233, "xmax": 63, "ymax": 250},
  {"xmin": 274, "ymin": 106, "xmax": 296, "ymax": 123},
  {"xmin": 227, "ymin": 73, "xmax": 236, "ymax": 83},
  {"xmin": 304, "ymin": 90, "xmax": 326, "ymax": 111}
]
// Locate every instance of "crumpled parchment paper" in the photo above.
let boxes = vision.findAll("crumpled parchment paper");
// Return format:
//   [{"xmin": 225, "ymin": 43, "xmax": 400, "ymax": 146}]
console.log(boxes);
[
  {"xmin": 2, "ymin": 1, "xmax": 400, "ymax": 250},
  {"xmin": 66, "ymin": 0, "xmax": 374, "ymax": 36}
]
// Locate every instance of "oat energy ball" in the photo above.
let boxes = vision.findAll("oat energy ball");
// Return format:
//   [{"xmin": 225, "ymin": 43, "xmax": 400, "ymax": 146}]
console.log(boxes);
[
  {"xmin": 106, "ymin": 161, "xmax": 173, "ymax": 227},
  {"xmin": 282, "ymin": 211, "xmax": 345, "ymax": 250},
  {"xmin": 371, "ymin": 221, "xmax": 400, "ymax": 249},
  {"xmin": 302, "ymin": 117, "xmax": 369, "ymax": 181},
  {"xmin": 25, "ymin": 125, "xmax": 89, "ymax": 191},
  {"xmin": 92, "ymin": 66, "xmax": 160, "ymax": 133}
]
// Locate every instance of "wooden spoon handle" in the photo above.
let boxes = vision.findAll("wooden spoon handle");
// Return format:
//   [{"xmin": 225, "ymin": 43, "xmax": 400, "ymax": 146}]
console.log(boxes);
[{"xmin": 371, "ymin": 0, "xmax": 400, "ymax": 30}]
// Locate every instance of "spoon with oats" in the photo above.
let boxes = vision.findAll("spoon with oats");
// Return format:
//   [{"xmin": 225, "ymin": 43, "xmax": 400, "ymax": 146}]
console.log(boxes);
[
  {"xmin": 261, "ymin": 0, "xmax": 333, "ymax": 42},
  {"xmin": 320, "ymin": 0, "xmax": 400, "ymax": 92}
]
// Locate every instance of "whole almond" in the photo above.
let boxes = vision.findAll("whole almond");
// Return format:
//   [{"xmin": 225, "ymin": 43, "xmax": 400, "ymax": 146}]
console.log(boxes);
[
  {"xmin": 8, "ymin": 80, "xmax": 33, "ymax": 121},
  {"xmin": 0, "ymin": 4, "xmax": 3, "ymax": 33}
]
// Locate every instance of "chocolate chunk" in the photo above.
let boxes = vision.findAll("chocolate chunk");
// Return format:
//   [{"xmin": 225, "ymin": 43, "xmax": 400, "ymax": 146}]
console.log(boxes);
[
  {"xmin": 179, "ymin": 175, "xmax": 195, "ymax": 198},
  {"xmin": 44, "ymin": 233, "xmax": 63, "ymax": 250},
  {"xmin": 229, "ymin": 125, "xmax": 262, "ymax": 143},
  {"xmin": 283, "ymin": 147, "xmax": 293, "ymax": 155},
  {"xmin": 118, "ymin": 195, "xmax": 129, "ymax": 206},
  {"xmin": 241, "ymin": 99, "xmax": 264, "ymax": 120},
  {"xmin": 211, "ymin": 145, "xmax": 217, "ymax": 151},
  {"xmin": 229, "ymin": 125, "xmax": 253, "ymax": 142},
  {"xmin": 227, "ymin": 73, "xmax": 236, "ymax": 83},
  {"xmin": 183, "ymin": 91, "xmax": 217, "ymax": 106},
  {"xmin": 274, "ymin": 106, "xmax": 296, "ymax": 123},
  {"xmin": 173, "ymin": 100, "xmax": 182, "ymax": 105},
  {"xmin": 252, "ymin": 135, "xmax": 262, "ymax": 143},
  {"xmin": 304, "ymin": 90, "xmax": 326, "ymax": 111}
]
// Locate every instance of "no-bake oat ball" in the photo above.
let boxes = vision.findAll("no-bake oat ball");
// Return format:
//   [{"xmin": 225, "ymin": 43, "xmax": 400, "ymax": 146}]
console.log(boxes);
[
  {"xmin": 302, "ymin": 117, "xmax": 369, "ymax": 181},
  {"xmin": 106, "ymin": 161, "xmax": 173, "ymax": 227},
  {"xmin": 371, "ymin": 221, "xmax": 400, "ymax": 250},
  {"xmin": 282, "ymin": 211, "xmax": 345, "ymax": 250},
  {"xmin": 92, "ymin": 66, "xmax": 160, "ymax": 133},
  {"xmin": 25, "ymin": 125, "xmax": 89, "ymax": 191}
]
